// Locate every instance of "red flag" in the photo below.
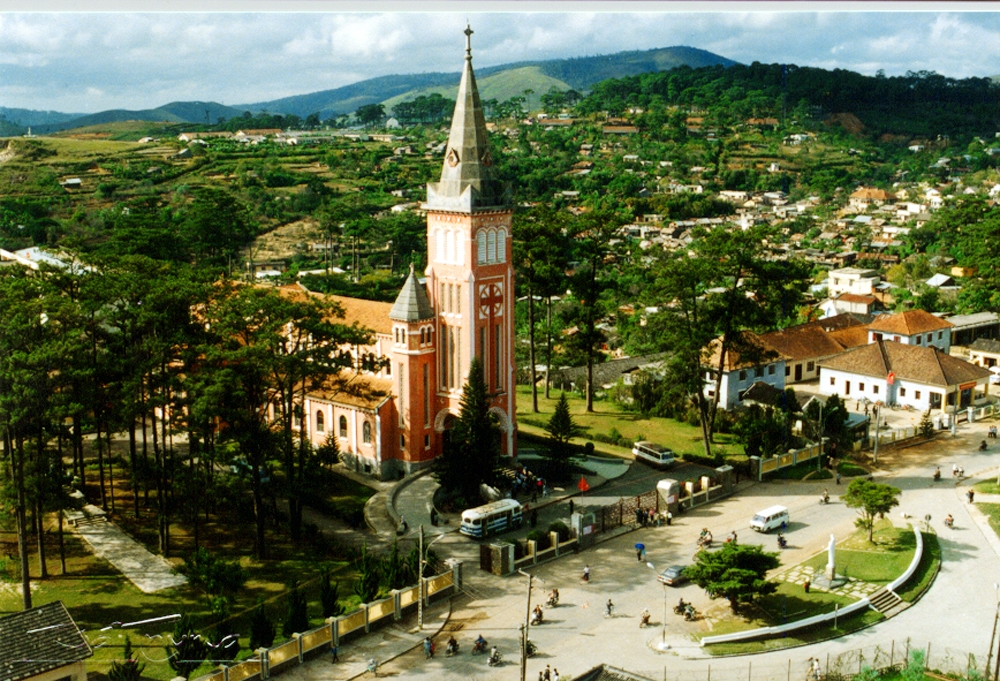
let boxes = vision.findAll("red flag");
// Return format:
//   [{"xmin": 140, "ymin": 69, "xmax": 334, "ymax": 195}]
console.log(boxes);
[
  {"xmin": 578, "ymin": 476, "xmax": 590, "ymax": 492},
  {"xmin": 887, "ymin": 372, "xmax": 895, "ymax": 385}
]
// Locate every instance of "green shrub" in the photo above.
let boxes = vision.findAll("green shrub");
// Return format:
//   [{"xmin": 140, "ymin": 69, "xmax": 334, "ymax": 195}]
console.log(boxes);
[
  {"xmin": 526, "ymin": 530, "xmax": 550, "ymax": 550},
  {"xmin": 837, "ymin": 461, "xmax": 868, "ymax": 477},
  {"xmin": 548, "ymin": 521, "xmax": 570, "ymax": 542}
]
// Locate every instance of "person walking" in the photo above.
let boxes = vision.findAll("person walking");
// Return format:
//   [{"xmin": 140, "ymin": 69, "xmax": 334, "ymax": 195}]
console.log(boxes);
[
  {"xmin": 968, "ymin": 488, "xmax": 976, "ymax": 504},
  {"xmin": 423, "ymin": 637, "xmax": 433, "ymax": 658},
  {"xmin": 553, "ymin": 669, "xmax": 560, "ymax": 681},
  {"xmin": 544, "ymin": 665, "xmax": 552, "ymax": 681}
]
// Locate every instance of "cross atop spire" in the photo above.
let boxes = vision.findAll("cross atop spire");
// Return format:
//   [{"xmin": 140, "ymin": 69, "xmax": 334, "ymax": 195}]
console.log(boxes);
[{"xmin": 424, "ymin": 25, "xmax": 510, "ymax": 211}]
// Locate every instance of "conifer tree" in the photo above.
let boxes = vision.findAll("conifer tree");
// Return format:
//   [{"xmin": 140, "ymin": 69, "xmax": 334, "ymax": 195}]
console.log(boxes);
[{"xmin": 544, "ymin": 393, "xmax": 582, "ymax": 478}]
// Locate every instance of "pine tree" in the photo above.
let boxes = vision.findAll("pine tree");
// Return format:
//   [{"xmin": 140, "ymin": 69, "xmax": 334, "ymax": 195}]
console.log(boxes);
[
  {"xmin": 354, "ymin": 542, "xmax": 381, "ymax": 603},
  {"xmin": 166, "ymin": 615, "xmax": 209, "ymax": 680},
  {"xmin": 320, "ymin": 567, "xmax": 345, "ymax": 618},
  {"xmin": 544, "ymin": 393, "xmax": 582, "ymax": 478},
  {"xmin": 433, "ymin": 356, "xmax": 501, "ymax": 504},
  {"xmin": 108, "ymin": 636, "xmax": 144, "ymax": 681},
  {"xmin": 282, "ymin": 580, "xmax": 310, "ymax": 637},
  {"xmin": 919, "ymin": 410, "xmax": 935, "ymax": 439},
  {"xmin": 249, "ymin": 600, "xmax": 276, "ymax": 651}
]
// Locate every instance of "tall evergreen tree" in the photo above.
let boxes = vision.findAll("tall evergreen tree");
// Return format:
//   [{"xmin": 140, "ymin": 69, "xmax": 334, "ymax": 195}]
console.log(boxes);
[
  {"xmin": 544, "ymin": 393, "xmax": 582, "ymax": 478},
  {"xmin": 433, "ymin": 357, "xmax": 500, "ymax": 504}
]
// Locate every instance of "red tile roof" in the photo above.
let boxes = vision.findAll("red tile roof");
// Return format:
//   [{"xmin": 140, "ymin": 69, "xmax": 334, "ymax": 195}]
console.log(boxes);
[
  {"xmin": 819, "ymin": 340, "xmax": 989, "ymax": 387},
  {"xmin": 867, "ymin": 309, "xmax": 953, "ymax": 335}
]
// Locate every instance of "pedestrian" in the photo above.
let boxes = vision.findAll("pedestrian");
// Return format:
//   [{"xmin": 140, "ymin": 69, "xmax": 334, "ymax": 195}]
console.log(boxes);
[
  {"xmin": 423, "ymin": 637, "xmax": 432, "ymax": 658},
  {"xmin": 968, "ymin": 489, "xmax": 976, "ymax": 504},
  {"xmin": 553, "ymin": 669, "xmax": 560, "ymax": 681},
  {"xmin": 544, "ymin": 665, "xmax": 552, "ymax": 681},
  {"xmin": 569, "ymin": 499, "xmax": 574, "ymax": 515},
  {"xmin": 953, "ymin": 463, "xmax": 959, "ymax": 477},
  {"xmin": 531, "ymin": 508, "xmax": 539, "ymax": 527},
  {"xmin": 330, "ymin": 645, "xmax": 338, "ymax": 663},
  {"xmin": 542, "ymin": 480, "xmax": 548, "ymax": 497},
  {"xmin": 648, "ymin": 508, "xmax": 656, "ymax": 525},
  {"xmin": 539, "ymin": 671, "xmax": 544, "ymax": 681},
  {"xmin": 636, "ymin": 546, "xmax": 643, "ymax": 561},
  {"xmin": 836, "ymin": 472, "xmax": 841, "ymax": 485},
  {"xmin": 804, "ymin": 579, "xmax": 811, "ymax": 593},
  {"xmin": 666, "ymin": 510, "xmax": 673, "ymax": 525}
]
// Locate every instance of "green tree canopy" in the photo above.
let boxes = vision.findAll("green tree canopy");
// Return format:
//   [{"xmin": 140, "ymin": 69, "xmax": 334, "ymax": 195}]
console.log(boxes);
[
  {"xmin": 841, "ymin": 478, "xmax": 901, "ymax": 542},
  {"xmin": 685, "ymin": 542, "xmax": 781, "ymax": 613}
]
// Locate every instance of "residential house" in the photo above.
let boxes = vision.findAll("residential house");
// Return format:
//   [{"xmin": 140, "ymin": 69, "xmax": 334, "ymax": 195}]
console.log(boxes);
[
  {"xmin": 0, "ymin": 601, "xmax": 92, "ymax": 681},
  {"xmin": 702, "ymin": 331, "xmax": 788, "ymax": 410},
  {"xmin": 968, "ymin": 338, "xmax": 1000, "ymax": 370},
  {"xmin": 826, "ymin": 267, "xmax": 881, "ymax": 297},
  {"xmin": 867, "ymin": 308, "xmax": 953, "ymax": 353},
  {"xmin": 818, "ymin": 293, "xmax": 885, "ymax": 318},
  {"xmin": 925, "ymin": 273, "xmax": 958, "ymax": 289},
  {"xmin": 848, "ymin": 187, "xmax": 894, "ymax": 212},
  {"xmin": 818, "ymin": 340, "xmax": 990, "ymax": 412}
]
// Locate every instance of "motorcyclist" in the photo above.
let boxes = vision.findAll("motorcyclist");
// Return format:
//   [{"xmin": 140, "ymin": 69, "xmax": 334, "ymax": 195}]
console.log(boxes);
[
  {"xmin": 531, "ymin": 604, "xmax": 544, "ymax": 624},
  {"xmin": 777, "ymin": 533, "xmax": 788, "ymax": 548},
  {"xmin": 473, "ymin": 635, "xmax": 487, "ymax": 654},
  {"xmin": 933, "ymin": 467, "xmax": 941, "ymax": 481},
  {"xmin": 981, "ymin": 440, "xmax": 988, "ymax": 451},
  {"xmin": 684, "ymin": 603, "xmax": 696, "ymax": 620},
  {"xmin": 446, "ymin": 636, "xmax": 458, "ymax": 656},
  {"xmin": 488, "ymin": 646, "xmax": 501, "ymax": 665},
  {"xmin": 821, "ymin": 489, "xmax": 830, "ymax": 504},
  {"xmin": 640, "ymin": 608, "xmax": 650, "ymax": 627},
  {"xmin": 582, "ymin": 565, "xmax": 590, "ymax": 582},
  {"xmin": 546, "ymin": 588, "xmax": 559, "ymax": 606},
  {"xmin": 945, "ymin": 514, "xmax": 954, "ymax": 528}
]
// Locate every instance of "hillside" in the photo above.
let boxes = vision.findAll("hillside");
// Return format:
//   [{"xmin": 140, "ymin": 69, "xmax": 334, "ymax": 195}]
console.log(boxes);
[{"xmin": 6, "ymin": 45, "xmax": 737, "ymax": 132}]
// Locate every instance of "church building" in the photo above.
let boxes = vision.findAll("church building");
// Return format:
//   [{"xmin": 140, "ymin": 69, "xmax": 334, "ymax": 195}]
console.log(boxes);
[{"xmin": 296, "ymin": 26, "xmax": 517, "ymax": 480}]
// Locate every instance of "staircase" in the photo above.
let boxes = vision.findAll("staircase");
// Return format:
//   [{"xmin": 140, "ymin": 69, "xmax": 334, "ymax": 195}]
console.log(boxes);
[
  {"xmin": 868, "ymin": 587, "xmax": 905, "ymax": 616},
  {"xmin": 63, "ymin": 504, "xmax": 108, "ymax": 528}
]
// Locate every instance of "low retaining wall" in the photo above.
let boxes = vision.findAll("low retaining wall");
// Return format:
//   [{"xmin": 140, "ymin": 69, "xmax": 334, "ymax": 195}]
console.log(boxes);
[
  {"xmin": 700, "ymin": 524, "xmax": 924, "ymax": 647},
  {"xmin": 191, "ymin": 565, "xmax": 459, "ymax": 681}
]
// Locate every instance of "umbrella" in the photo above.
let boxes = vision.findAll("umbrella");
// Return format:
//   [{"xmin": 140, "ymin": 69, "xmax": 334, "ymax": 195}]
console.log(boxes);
[{"xmin": 635, "ymin": 543, "xmax": 645, "ymax": 551}]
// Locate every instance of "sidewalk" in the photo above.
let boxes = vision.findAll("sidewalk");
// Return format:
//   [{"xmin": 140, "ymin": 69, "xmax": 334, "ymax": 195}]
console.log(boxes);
[{"xmin": 72, "ymin": 519, "xmax": 187, "ymax": 593}]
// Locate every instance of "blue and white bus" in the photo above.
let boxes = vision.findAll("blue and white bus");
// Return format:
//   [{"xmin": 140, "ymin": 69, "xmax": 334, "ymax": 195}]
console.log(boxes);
[{"xmin": 460, "ymin": 499, "xmax": 524, "ymax": 538}]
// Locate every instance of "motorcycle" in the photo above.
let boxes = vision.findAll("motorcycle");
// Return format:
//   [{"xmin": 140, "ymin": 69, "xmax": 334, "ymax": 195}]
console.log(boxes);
[
  {"xmin": 696, "ymin": 536, "xmax": 713, "ymax": 549},
  {"xmin": 639, "ymin": 611, "xmax": 651, "ymax": 628},
  {"xmin": 777, "ymin": 534, "xmax": 788, "ymax": 549},
  {"xmin": 933, "ymin": 468, "xmax": 941, "ymax": 482},
  {"xmin": 981, "ymin": 440, "xmax": 988, "ymax": 451},
  {"xmin": 472, "ymin": 639, "xmax": 487, "ymax": 655},
  {"xmin": 673, "ymin": 599, "xmax": 688, "ymax": 616},
  {"xmin": 820, "ymin": 492, "xmax": 830, "ymax": 504},
  {"xmin": 684, "ymin": 605, "xmax": 697, "ymax": 621},
  {"xmin": 582, "ymin": 567, "xmax": 591, "ymax": 582},
  {"xmin": 445, "ymin": 641, "xmax": 459, "ymax": 657},
  {"xmin": 944, "ymin": 515, "xmax": 954, "ymax": 528},
  {"xmin": 530, "ymin": 610, "xmax": 544, "ymax": 626},
  {"xmin": 546, "ymin": 593, "xmax": 559, "ymax": 608},
  {"xmin": 525, "ymin": 640, "xmax": 537, "ymax": 657},
  {"xmin": 487, "ymin": 650, "xmax": 502, "ymax": 667}
]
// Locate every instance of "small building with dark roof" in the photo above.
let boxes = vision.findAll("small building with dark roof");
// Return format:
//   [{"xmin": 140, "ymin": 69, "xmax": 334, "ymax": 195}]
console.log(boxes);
[
  {"xmin": 867, "ymin": 308, "xmax": 954, "ymax": 353},
  {"xmin": 0, "ymin": 601, "xmax": 92, "ymax": 681}
]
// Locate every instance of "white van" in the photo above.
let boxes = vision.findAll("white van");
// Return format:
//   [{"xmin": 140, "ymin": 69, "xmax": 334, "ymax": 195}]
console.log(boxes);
[
  {"xmin": 632, "ymin": 441, "xmax": 675, "ymax": 467},
  {"xmin": 750, "ymin": 505, "xmax": 789, "ymax": 533}
]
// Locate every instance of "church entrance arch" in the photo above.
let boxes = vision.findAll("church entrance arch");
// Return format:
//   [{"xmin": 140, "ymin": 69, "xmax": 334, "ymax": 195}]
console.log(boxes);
[{"xmin": 433, "ymin": 408, "xmax": 458, "ymax": 433}]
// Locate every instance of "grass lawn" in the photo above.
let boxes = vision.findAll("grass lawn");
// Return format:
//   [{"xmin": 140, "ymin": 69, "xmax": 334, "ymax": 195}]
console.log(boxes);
[
  {"xmin": 978, "ymin": 502, "xmax": 1000, "ymax": 539},
  {"xmin": 973, "ymin": 480, "xmax": 1000, "ymax": 495},
  {"xmin": 702, "ymin": 520, "xmax": 929, "ymax": 655},
  {"xmin": 0, "ymin": 464, "xmax": 376, "ymax": 681},
  {"xmin": 515, "ymin": 386, "xmax": 744, "ymax": 461}
]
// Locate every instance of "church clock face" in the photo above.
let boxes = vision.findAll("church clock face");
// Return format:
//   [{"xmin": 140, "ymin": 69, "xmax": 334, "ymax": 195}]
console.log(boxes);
[
  {"xmin": 446, "ymin": 148, "xmax": 460, "ymax": 167},
  {"xmin": 479, "ymin": 283, "xmax": 503, "ymax": 318}
]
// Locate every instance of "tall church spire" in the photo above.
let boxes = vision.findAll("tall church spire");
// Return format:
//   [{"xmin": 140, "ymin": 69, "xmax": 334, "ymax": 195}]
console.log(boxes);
[{"xmin": 425, "ymin": 24, "xmax": 510, "ymax": 211}]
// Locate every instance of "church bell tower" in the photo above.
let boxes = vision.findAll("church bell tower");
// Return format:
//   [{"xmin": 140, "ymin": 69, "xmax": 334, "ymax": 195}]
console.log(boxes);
[{"xmin": 421, "ymin": 25, "xmax": 517, "ymax": 458}]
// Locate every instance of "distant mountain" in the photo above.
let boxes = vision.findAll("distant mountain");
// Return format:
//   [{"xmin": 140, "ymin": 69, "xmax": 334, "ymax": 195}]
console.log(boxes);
[
  {"xmin": 240, "ymin": 45, "xmax": 739, "ymax": 118},
  {"xmin": 4, "ymin": 45, "xmax": 736, "ymax": 133}
]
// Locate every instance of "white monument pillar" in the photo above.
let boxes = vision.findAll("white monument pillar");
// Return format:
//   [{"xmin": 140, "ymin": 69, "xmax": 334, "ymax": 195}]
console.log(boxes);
[{"xmin": 825, "ymin": 534, "xmax": 836, "ymax": 581}]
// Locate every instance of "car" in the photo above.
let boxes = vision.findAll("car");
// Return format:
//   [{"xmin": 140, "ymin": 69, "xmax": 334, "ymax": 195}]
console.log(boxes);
[{"xmin": 657, "ymin": 565, "xmax": 688, "ymax": 586}]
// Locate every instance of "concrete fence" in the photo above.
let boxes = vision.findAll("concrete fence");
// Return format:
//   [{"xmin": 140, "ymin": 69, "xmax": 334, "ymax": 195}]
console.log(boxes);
[{"xmin": 190, "ymin": 563, "xmax": 460, "ymax": 681}]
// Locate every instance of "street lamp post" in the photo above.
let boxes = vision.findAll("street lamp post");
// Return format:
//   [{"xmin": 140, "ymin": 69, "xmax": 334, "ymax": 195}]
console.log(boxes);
[
  {"xmin": 645, "ymin": 562, "xmax": 669, "ymax": 651},
  {"xmin": 417, "ymin": 525, "xmax": 446, "ymax": 630},
  {"xmin": 518, "ymin": 569, "xmax": 542, "ymax": 681},
  {"xmin": 988, "ymin": 584, "xmax": 1000, "ymax": 681}
]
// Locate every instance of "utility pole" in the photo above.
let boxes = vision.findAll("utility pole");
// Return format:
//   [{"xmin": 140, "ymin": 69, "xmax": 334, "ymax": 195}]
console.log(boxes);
[
  {"xmin": 518, "ymin": 569, "xmax": 538, "ymax": 681},
  {"xmin": 817, "ymin": 401, "xmax": 824, "ymax": 473},
  {"xmin": 987, "ymin": 584, "xmax": 999, "ymax": 681},
  {"xmin": 418, "ymin": 525, "xmax": 424, "ymax": 629},
  {"xmin": 872, "ymin": 403, "xmax": 881, "ymax": 465}
]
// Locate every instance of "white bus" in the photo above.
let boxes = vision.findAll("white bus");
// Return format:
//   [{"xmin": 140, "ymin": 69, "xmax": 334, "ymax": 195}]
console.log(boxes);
[{"xmin": 460, "ymin": 499, "xmax": 524, "ymax": 538}]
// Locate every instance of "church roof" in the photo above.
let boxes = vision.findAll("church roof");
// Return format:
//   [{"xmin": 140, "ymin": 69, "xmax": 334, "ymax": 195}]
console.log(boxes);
[
  {"xmin": 424, "ymin": 25, "xmax": 510, "ymax": 212},
  {"xmin": 389, "ymin": 266, "xmax": 435, "ymax": 322}
]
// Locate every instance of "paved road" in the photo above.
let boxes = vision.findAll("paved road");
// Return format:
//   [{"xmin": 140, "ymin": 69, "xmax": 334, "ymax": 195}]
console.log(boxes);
[{"xmin": 278, "ymin": 419, "xmax": 1000, "ymax": 681}]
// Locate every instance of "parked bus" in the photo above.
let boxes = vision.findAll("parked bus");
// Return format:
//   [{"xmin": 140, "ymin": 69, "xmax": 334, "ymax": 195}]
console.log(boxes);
[{"xmin": 460, "ymin": 499, "xmax": 524, "ymax": 538}]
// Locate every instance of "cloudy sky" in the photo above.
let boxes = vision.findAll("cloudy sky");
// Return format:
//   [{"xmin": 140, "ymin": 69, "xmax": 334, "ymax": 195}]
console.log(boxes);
[{"xmin": 2, "ymin": 2, "xmax": 999, "ymax": 114}]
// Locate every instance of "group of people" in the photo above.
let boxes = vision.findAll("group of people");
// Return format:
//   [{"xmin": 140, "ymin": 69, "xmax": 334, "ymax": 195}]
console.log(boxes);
[
  {"xmin": 509, "ymin": 466, "xmax": 548, "ymax": 502},
  {"xmin": 988, "ymin": 425, "xmax": 998, "ymax": 439},
  {"xmin": 537, "ymin": 665, "xmax": 560, "ymax": 681},
  {"xmin": 634, "ymin": 506, "xmax": 658, "ymax": 527}
]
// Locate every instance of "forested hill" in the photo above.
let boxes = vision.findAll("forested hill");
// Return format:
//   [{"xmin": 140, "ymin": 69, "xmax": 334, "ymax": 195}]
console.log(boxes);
[
  {"xmin": 241, "ymin": 45, "xmax": 737, "ymax": 119},
  {"xmin": 579, "ymin": 62, "xmax": 1000, "ymax": 139}
]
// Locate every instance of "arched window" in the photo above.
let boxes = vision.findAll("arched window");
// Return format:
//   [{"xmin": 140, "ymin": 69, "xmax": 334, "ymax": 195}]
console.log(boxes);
[
  {"xmin": 497, "ymin": 229, "xmax": 507, "ymax": 263},
  {"xmin": 316, "ymin": 410, "xmax": 325, "ymax": 433},
  {"xmin": 477, "ymin": 231, "xmax": 487, "ymax": 263},
  {"xmin": 363, "ymin": 421, "xmax": 372, "ymax": 444},
  {"xmin": 487, "ymin": 230, "xmax": 497, "ymax": 263},
  {"xmin": 446, "ymin": 230, "xmax": 455, "ymax": 263},
  {"xmin": 436, "ymin": 229, "xmax": 445, "ymax": 262},
  {"xmin": 339, "ymin": 415, "xmax": 348, "ymax": 438}
]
